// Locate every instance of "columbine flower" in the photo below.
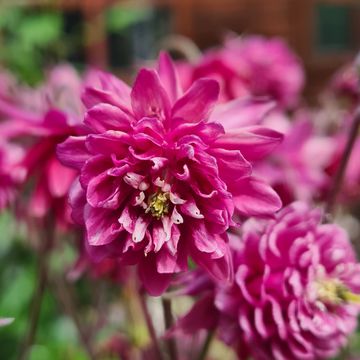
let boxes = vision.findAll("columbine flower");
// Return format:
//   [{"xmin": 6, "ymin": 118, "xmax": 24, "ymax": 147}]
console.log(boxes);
[
  {"xmin": 57, "ymin": 53, "xmax": 282, "ymax": 295},
  {"xmin": 213, "ymin": 202, "xmax": 360, "ymax": 360},
  {"xmin": 0, "ymin": 65, "xmax": 89, "ymax": 227},
  {"xmin": 179, "ymin": 35, "xmax": 304, "ymax": 109}
]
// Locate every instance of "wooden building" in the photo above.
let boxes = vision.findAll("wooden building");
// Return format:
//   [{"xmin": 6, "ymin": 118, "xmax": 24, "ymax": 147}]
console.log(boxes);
[{"xmin": 1, "ymin": 0, "xmax": 360, "ymax": 96}]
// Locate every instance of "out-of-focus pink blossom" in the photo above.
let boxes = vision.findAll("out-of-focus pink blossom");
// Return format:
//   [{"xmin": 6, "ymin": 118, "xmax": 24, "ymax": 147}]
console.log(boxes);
[
  {"xmin": 179, "ymin": 35, "xmax": 305, "ymax": 108},
  {"xmin": 217, "ymin": 202, "xmax": 360, "ymax": 359},
  {"xmin": 174, "ymin": 202, "xmax": 360, "ymax": 359},
  {"xmin": 0, "ymin": 64, "xmax": 91, "ymax": 227},
  {"xmin": 57, "ymin": 53, "xmax": 282, "ymax": 295},
  {"xmin": 329, "ymin": 62, "xmax": 360, "ymax": 109},
  {"xmin": 0, "ymin": 140, "xmax": 25, "ymax": 210},
  {"xmin": 255, "ymin": 110, "xmax": 334, "ymax": 204},
  {"xmin": 67, "ymin": 238, "xmax": 128, "ymax": 283}
]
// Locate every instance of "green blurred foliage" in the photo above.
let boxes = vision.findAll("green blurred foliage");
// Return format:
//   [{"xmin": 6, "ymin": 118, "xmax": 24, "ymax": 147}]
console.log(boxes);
[
  {"xmin": 0, "ymin": 7, "xmax": 64, "ymax": 85},
  {"xmin": 106, "ymin": 6, "xmax": 150, "ymax": 32},
  {"xmin": 0, "ymin": 212, "xmax": 88, "ymax": 360}
]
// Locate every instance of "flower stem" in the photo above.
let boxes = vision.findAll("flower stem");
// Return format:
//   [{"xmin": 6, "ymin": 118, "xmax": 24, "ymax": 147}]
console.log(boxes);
[
  {"xmin": 50, "ymin": 274, "xmax": 97, "ymax": 360},
  {"xmin": 17, "ymin": 218, "xmax": 55, "ymax": 360},
  {"xmin": 138, "ymin": 289, "xmax": 164, "ymax": 360},
  {"xmin": 17, "ymin": 250, "xmax": 48, "ymax": 360},
  {"xmin": 162, "ymin": 298, "xmax": 178, "ymax": 360},
  {"xmin": 324, "ymin": 107, "xmax": 360, "ymax": 218},
  {"xmin": 196, "ymin": 331, "xmax": 214, "ymax": 360}
]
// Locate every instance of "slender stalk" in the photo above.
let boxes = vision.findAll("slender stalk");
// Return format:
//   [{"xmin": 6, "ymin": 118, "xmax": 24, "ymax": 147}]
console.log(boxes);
[
  {"xmin": 138, "ymin": 289, "xmax": 164, "ymax": 360},
  {"xmin": 196, "ymin": 331, "xmax": 214, "ymax": 360},
  {"xmin": 18, "ymin": 218, "xmax": 54, "ymax": 360},
  {"xmin": 162, "ymin": 298, "xmax": 178, "ymax": 360},
  {"xmin": 324, "ymin": 108, "xmax": 360, "ymax": 218},
  {"xmin": 17, "ymin": 251, "xmax": 48, "ymax": 360},
  {"xmin": 50, "ymin": 274, "xmax": 96, "ymax": 360}
]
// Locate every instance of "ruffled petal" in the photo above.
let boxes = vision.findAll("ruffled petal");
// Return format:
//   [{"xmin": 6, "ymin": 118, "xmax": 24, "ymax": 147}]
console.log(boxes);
[
  {"xmin": 209, "ymin": 97, "xmax": 275, "ymax": 129},
  {"xmin": 131, "ymin": 69, "xmax": 171, "ymax": 121},
  {"xmin": 57, "ymin": 136, "xmax": 89, "ymax": 169},
  {"xmin": 214, "ymin": 126, "xmax": 283, "ymax": 161},
  {"xmin": 157, "ymin": 51, "xmax": 181, "ymax": 104},
  {"xmin": 231, "ymin": 177, "xmax": 282, "ymax": 216},
  {"xmin": 84, "ymin": 103, "xmax": 133, "ymax": 133},
  {"xmin": 172, "ymin": 78, "xmax": 219, "ymax": 124},
  {"xmin": 138, "ymin": 256, "xmax": 173, "ymax": 296}
]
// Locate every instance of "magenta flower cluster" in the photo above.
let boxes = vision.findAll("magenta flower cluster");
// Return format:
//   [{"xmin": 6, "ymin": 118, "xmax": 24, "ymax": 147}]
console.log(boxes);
[{"xmin": 1, "ymin": 35, "xmax": 360, "ymax": 359}]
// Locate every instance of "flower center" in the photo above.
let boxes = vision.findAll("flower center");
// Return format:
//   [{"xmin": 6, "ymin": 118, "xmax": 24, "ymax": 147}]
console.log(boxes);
[
  {"xmin": 316, "ymin": 279, "xmax": 360, "ymax": 305},
  {"xmin": 145, "ymin": 191, "xmax": 170, "ymax": 219}
]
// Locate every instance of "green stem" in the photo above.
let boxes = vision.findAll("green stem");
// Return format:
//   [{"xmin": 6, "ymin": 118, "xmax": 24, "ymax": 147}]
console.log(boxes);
[
  {"xmin": 138, "ymin": 289, "xmax": 164, "ymax": 360},
  {"xmin": 162, "ymin": 298, "xmax": 178, "ymax": 360},
  {"xmin": 196, "ymin": 331, "xmax": 214, "ymax": 360},
  {"xmin": 324, "ymin": 107, "xmax": 360, "ymax": 218}
]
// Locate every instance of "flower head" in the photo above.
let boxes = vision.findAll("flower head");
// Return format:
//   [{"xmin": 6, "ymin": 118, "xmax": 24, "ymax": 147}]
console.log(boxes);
[
  {"xmin": 254, "ymin": 110, "xmax": 334, "ymax": 204},
  {"xmin": 58, "ymin": 53, "xmax": 282, "ymax": 295},
  {"xmin": 180, "ymin": 35, "xmax": 304, "ymax": 109},
  {"xmin": 0, "ymin": 64, "xmax": 90, "ymax": 227},
  {"xmin": 329, "ymin": 62, "xmax": 360, "ymax": 109},
  {"xmin": 214, "ymin": 202, "xmax": 360, "ymax": 359}
]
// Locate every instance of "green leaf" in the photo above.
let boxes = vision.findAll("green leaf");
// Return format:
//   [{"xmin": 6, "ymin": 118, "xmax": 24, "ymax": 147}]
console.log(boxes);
[{"xmin": 17, "ymin": 13, "xmax": 63, "ymax": 48}]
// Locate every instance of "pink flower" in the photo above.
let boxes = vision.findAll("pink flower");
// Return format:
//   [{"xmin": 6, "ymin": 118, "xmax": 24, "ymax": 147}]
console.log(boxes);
[
  {"xmin": 180, "ymin": 35, "xmax": 305, "ymax": 108},
  {"xmin": 0, "ymin": 140, "xmax": 24, "ymax": 210},
  {"xmin": 255, "ymin": 110, "xmax": 334, "ymax": 204},
  {"xmin": 67, "ymin": 239, "xmax": 128, "ymax": 283},
  {"xmin": 0, "ymin": 65, "xmax": 89, "ymax": 227},
  {"xmin": 329, "ymin": 62, "xmax": 360, "ymax": 109},
  {"xmin": 214, "ymin": 202, "xmax": 360, "ymax": 360},
  {"xmin": 57, "ymin": 53, "xmax": 282, "ymax": 295}
]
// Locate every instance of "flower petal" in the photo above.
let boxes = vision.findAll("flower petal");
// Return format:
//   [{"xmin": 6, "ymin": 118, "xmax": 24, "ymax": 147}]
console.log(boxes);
[
  {"xmin": 131, "ymin": 69, "xmax": 171, "ymax": 121},
  {"xmin": 57, "ymin": 136, "xmax": 89, "ymax": 170},
  {"xmin": 84, "ymin": 103, "xmax": 133, "ymax": 133},
  {"xmin": 231, "ymin": 177, "xmax": 282, "ymax": 216},
  {"xmin": 138, "ymin": 256, "xmax": 173, "ymax": 296},
  {"xmin": 209, "ymin": 97, "xmax": 275, "ymax": 130},
  {"xmin": 47, "ymin": 157, "xmax": 76, "ymax": 197},
  {"xmin": 157, "ymin": 51, "xmax": 182, "ymax": 104},
  {"xmin": 172, "ymin": 79, "xmax": 219, "ymax": 124},
  {"xmin": 214, "ymin": 126, "xmax": 283, "ymax": 161},
  {"xmin": 85, "ymin": 205, "xmax": 121, "ymax": 245}
]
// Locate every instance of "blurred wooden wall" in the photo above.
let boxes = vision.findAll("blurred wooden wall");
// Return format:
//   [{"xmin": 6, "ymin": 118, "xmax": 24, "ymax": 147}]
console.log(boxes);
[
  {"xmin": 5, "ymin": 0, "xmax": 360, "ymax": 98},
  {"xmin": 170, "ymin": 0, "xmax": 360, "ymax": 100}
]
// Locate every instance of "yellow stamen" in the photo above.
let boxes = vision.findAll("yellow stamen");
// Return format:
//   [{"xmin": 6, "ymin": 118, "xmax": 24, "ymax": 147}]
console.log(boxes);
[
  {"xmin": 342, "ymin": 291, "xmax": 360, "ymax": 304},
  {"xmin": 146, "ymin": 191, "xmax": 169, "ymax": 219},
  {"xmin": 316, "ymin": 279, "xmax": 360, "ymax": 305}
]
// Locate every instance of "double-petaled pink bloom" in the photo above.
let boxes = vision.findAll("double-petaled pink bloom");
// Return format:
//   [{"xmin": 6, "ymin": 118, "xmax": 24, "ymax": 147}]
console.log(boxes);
[
  {"xmin": 254, "ymin": 110, "xmax": 334, "ymax": 205},
  {"xmin": 57, "ymin": 53, "xmax": 282, "ymax": 295},
  {"xmin": 179, "ymin": 35, "xmax": 304, "ymax": 109},
  {"xmin": 217, "ymin": 202, "xmax": 360, "ymax": 359},
  {"xmin": 329, "ymin": 61, "xmax": 360, "ymax": 109},
  {"xmin": 174, "ymin": 202, "xmax": 360, "ymax": 359}
]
